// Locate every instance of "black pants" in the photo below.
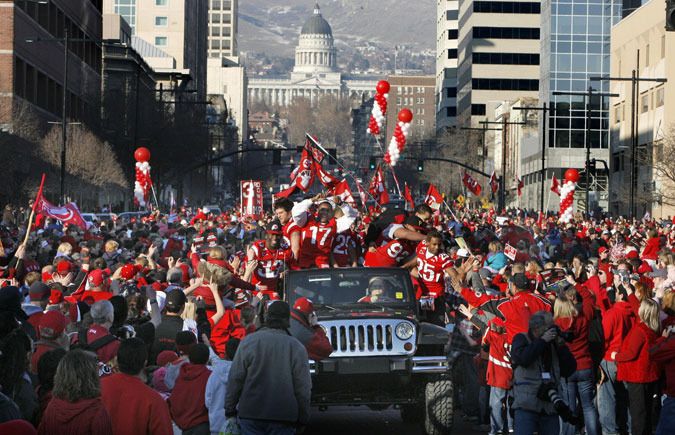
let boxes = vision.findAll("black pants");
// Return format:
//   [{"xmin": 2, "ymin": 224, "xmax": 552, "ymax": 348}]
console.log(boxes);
[
  {"xmin": 182, "ymin": 422, "xmax": 210, "ymax": 435},
  {"xmin": 626, "ymin": 381, "xmax": 657, "ymax": 435}
]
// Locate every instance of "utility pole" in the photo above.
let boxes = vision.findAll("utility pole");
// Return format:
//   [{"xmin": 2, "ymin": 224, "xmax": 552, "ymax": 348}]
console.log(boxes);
[
  {"xmin": 553, "ymin": 88, "xmax": 618, "ymax": 214},
  {"xmin": 590, "ymin": 70, "xmax": 666, "ymax": 218}
]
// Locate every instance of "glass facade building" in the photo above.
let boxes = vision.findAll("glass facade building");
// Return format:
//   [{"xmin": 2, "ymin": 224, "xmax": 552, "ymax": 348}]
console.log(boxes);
[
  {"xmin": 113, "ymin": 0, "xmax": 136, "ymax": 31},
  {"xmin": 540, "ymin": 0, "xmax": 622, "ymax": 149}
]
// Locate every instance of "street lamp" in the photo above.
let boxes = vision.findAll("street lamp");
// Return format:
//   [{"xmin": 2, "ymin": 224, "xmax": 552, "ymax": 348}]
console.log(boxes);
[
  {"xmin": 553, "ymin": 87, "xmax": 619, "ymax": 214},
  {"xmin": 590, "ymin": 73, "xmax": 667, "ymax": 218}
]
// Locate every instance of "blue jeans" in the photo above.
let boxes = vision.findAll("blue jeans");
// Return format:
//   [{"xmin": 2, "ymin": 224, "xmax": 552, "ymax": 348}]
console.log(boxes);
[
  {"xmin": 239, "ymin": 419, "xmax": 296, "ymax": 435},
  {"xmin": 514, "ymin": 409, "xmax": 559, "ymax": 435},
  {"xmin": 560, "ymin": 368, "xmax": 599, "ymax": 435},
  {"xmin": 656, "ymin": 396, "xmax": 675, "ymax": 435},
  {"xmin": 597, "ymin": 360, "xmax": 629, "ymax": 434},
  {"xmin": 489, "ymin": 386, "xmax": 513, "ymax": 434}
]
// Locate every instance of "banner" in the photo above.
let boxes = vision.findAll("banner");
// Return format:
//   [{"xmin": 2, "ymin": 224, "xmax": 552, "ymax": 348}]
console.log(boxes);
[
  {"xmin": 368, "ymin": 165, "xmax": 389, "ymax": 206},
  {"xmin": 332, "ymin": 179, "xmax": 356, "ymax": 206},
  {"xmin": 240, "ymin": 180, "xmax": 263, "ymax": 217},
  {"xmin": 550, "ymin": 175, "xmax": 561, "ymax": 196},
  {"xmin": 425, "ymin": 184, "xmax": 443, "ymax": 210},
  {"xmin": 462, "ymin": 172, "xmax": 482, "ymax": 196},
  {"xmin": 35, "ymin": 195, "xmax": 88, "ymax": 230}
]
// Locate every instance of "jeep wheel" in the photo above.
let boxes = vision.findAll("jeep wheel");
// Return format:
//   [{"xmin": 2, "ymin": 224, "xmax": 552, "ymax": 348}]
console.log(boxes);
[
  {"xmin": 400, "ymin": 404, "xmax": 423, "ymax": 423},
  {"xmin": 423, "ymin": 380, "xmax": 453, "ymax": 435}
]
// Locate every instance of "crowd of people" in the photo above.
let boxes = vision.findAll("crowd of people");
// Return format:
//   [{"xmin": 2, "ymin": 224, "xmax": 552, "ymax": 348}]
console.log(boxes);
[{"xmin": 0, "ymin": 196, "xmax": 673, "ymax": 435}]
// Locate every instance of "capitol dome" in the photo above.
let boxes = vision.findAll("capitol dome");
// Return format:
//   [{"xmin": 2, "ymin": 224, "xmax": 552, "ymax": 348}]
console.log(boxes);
[{"xmin": 293, "ymin": 3, "xmax": 337, "ymax": 75}]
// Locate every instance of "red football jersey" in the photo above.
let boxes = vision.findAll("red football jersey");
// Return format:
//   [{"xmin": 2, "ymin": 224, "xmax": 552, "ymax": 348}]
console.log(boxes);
[
  {"xmin": 297, "ymin": 217, "xmax": 336, "ymax": 269},
  {"xmin": 364, "ymin": 239, "xmax": 415, "ymax": 268},
  {"xmin": 249, "ymin": 240, "xmax": 291, "ymax": 289},
  {"xmin": 416, "ymin": 240, "xmax": 452, "ymax": 298},
  {"xmin": 282, "ymin": 220, "xmax": 301, "ymax": 251},
  {"xmin": 332, "ymin": 231, "xmax": 357, "ymax": 267}
]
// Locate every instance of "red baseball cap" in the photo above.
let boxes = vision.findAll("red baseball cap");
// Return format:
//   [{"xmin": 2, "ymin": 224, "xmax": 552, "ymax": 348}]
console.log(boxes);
[
  {"xmin": 56, "ymin": 260, "xmax": 72, "ymax": 275},
  {"xmin": 48, "ymin": 289, "xmax": 64, "ymax": 305},
  {"xmin": 293, "ymin": 297, "xmax": 314, "ymax": 316},
  {"xmin": 87, "ymin": 269, "xmax": 108, "ymax": 288},
  {"xmin": 39, "ymin": 310, "xmax": 67, "ymax": 339},
  {"xmin": 120, "ymin": 264, "xmax": 138, "ymax": 280},
  {"xmin": 598, "ymin": 246, "xmax": 608, "ymax": 255},
  {"xmin": 157, "ymin": 350, "xmax": 180, "ymax": 367}
]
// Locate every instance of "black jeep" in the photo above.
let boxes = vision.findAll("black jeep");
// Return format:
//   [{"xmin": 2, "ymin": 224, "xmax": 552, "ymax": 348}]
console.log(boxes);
[{"xmin": 284, "ymin": 267, "xmax": 454, "ymax": 435}]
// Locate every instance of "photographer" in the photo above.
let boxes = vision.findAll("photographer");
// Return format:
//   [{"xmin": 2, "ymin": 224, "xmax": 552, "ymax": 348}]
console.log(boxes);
[{"xmin": 511, "ymin": 311, "xmax": 577, "ymax": 435}]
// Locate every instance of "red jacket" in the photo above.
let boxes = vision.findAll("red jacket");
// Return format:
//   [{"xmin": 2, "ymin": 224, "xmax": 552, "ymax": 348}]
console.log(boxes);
[
  {"xmin": 641, "ymin": 237, "xmax": 660, "ymax": 260},
  {"xmin": 101, "ymin": 373, "xmax": 173, "ymax": 435},
  {"xmin": 483, "ymin": 328, "xmax": 512, "ymax": 389},
  {"xmin": 38, "ymin": 397, "xmax": 112, "ymax": 435},
  {"xmin": 650, "ymin": 335, "xmax": 675, "ymax": 396},
  {"xmin": 168, "ymin": 363, "xmax": 210, "ymax": 430},
  {"xmin": 602, "ymin": 301, "xmax": 635, "ymax": 361},
  {"xmin": 585, "ymin": 275, "xmax": 611, "ymax": 313},
  {"xmin": 555, "ymin": 286, "xmax": 595, "ymax": 371},
  {"xmin": 209, "ymin": 309, "xmax": 247, "ymax": 358},
  {"xmin": 616, "ymin": 321, "xmax": 662, "ymax": 383}
]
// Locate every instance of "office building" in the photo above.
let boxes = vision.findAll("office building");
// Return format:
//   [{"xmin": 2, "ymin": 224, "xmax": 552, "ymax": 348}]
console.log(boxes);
[
  {"xmin": 537, "ymin": 0, "xmax": 622, "ymax": 212},
  {"xmin": 435, "ymin": 0, "xmax": 459, "ymax": 131},
  {"xmin": 0, "ymin": 0, "xmax": 102, "ymax": 130},
  {"xmin": 386, "ymin": 75, "xmax": 437, "ymax": 144},
  {"xmin": 456, "ymin": 0, "xmax": 541, "ymax": 126},
  {"xmin": 609, "ymin": 0, "xmax": 675, "ymax": 218},
  {"xmin": 208, "ymin": 0, "xmax": 237, "ymax": 60}
]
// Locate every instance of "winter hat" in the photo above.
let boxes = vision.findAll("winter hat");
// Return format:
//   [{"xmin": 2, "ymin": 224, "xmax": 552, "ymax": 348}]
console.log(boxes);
[
  {"xmin": 266, "ymin": 300, "xmax": 291, "ymax": 328},
  {"xmin": 175, "ymin": 330, "xmax": 197, "ymax": 355},
  {"xmin": 293, "ymin": 297, "xmax": 314, "ymax": 316},
  {"xmin": 29, "ymin": 282, "xmax": 50, "ymax": 302},
  {"xmin": 39, "ymin": 310, "xmax": 67, "ymax": 339},
  {"xmin": 156, "ymin": 350, "xmax": 180, "ymax": 367},
  {"xmin": 87, "ymin": 269, "xmax": 108, "ymax": 289},
  {"xmin": 120, "ymin": 264, "xmax": 138, "ymax": 280},
  {"xmin": 56, "ymin": 260, "xmax": 72, "ymax": 275},
  {"xmin": 48, "ymin": 289, "xmax": 64, "ymax": 306}
]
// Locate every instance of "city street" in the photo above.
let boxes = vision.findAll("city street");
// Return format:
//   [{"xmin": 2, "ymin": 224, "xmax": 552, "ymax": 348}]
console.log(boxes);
[{"xmin": 306, "ymin": 406, "xmax": 483, "ymax": 435}]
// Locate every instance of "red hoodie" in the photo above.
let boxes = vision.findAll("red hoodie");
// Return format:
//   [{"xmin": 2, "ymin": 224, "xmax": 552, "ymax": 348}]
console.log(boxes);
[
  {"xmin": 616, "ymin": 321, "xmax": 662, "ymax": 383},
  {"xmin": 168, "ymin": 363, "xmax": 210, "ymax": 430},
  {"xmin": 641, "ymin": 237, "xmax": 660, "ymax": 260},
  {"xmin": 554, "ymin": 286, "xmax": 595, "ymax": 370},
  {"xmin": 650, "ymin": 335, "xmax": 675, "ymax": 396},
  {"xmin": 602, "ymin": 300, "xmax": 635, "ymax": 361},
  {"xmin": 209, "ymin": 309, "xmax": 247, "ymax": 358},
  {"xmin": 585, "ymin": 275, "xmax": 611, "ymax": 313},
  {"xmin": 38, "ymin": 397, "xmax": 112, "ymax": 435}
]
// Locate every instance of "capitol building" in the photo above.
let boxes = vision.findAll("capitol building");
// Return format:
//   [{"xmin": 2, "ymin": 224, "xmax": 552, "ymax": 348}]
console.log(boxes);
[{"xmin": 247, "ymin": 4, "xmax": 379, "ymax": 107}]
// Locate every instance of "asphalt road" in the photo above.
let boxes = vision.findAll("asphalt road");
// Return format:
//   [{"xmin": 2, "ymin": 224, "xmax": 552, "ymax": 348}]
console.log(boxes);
[{"xmin": 305, "ymin": 406, "xmax": 485, "ymax": 435}]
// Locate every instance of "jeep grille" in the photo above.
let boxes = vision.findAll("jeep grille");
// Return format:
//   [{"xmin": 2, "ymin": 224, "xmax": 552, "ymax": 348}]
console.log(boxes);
[{"xmin": 320, "ymin": 319, "xmax": 416, "ymax": 357}]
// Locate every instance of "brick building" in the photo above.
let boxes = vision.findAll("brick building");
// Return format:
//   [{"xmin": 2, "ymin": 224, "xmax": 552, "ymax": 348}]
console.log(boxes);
[{"xmin": 385, "ymin": 75, "xmax": 436, "ymax": 145}]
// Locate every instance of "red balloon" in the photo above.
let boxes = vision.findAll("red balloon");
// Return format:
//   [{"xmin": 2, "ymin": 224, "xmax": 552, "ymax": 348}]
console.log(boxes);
[
  {"xmin": 134, "ymin": 147, "xmax": 151, "ymax": 163},
  {"xmin": 376, "ymin": 80, "xmax": 391, "ymax": 94},
  {"xmin": 398, "ymin": 109, "xmax": 413, "ymax": 123},
  {"xmin": 564, "ymin": 168, "xmax": 580, "ymax": 183}
]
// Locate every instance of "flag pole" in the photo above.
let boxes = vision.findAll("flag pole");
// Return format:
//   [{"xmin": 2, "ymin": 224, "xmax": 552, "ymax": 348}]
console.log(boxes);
[
  {"xmin": 442, "ymin": 198, "xmax": 459, "ymax": 221},
  {"xmin": 22, "ymin": 173, "xmax": 46, "ymax": 246}
]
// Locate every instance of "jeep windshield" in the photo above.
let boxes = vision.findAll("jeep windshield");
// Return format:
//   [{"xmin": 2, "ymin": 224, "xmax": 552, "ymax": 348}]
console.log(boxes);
[{"xmin": 286, "ymin": 268, "xmax": 415, "ymax": 309}]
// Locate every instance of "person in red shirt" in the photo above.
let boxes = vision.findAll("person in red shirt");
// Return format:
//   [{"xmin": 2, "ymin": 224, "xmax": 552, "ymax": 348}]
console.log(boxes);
[
  {"xmin": 168, "ymin": 343, "xmax": 212, "ymax": 434},
  {"xmin": 289, "ymin": 297, "xmax": 332, "ymax": 361},
  {"xmin": 482, "ymin": 318, "xmax": 513, "ymax": 435},
  {"xmin": 101, "ymin": 338, "xmax": 173, "ymax": 435},
  {"xmin": 31, "ymin": 310, "xmax": 68, "ymax": 374},
  {"xmin": 245, "ymin": 220, "xmax": 291, "ymax": 298},
  {"xmin": 640, "ymin": 229, "xmax": 661, "ymax": 267},
  {"xmin": 553, "ymin": 283, "xmax": 599, "ymax": 435},
  {"xmin": 616, "ymin": 298, "xmax": 663, "ymax": 435},
  {"xmin": 331, "ymin": 229, "xmax": 358, "ymax": 268},
  {"xmin": 81, "ymin": 300, "xmax": 120, "ymax": 366},
  {"xmin": 650, "ymin": 328, "xmax": 675, "ymax": 435},
  {"xmin": 414, "ymin": 231, "xmax": 453, "ymax": 325},
  {"xmin": 71, "ymin": 270, "xmax": 113, "ymax": 305},
  {"xmin": 274, "ymin": 198, "xmax": 301, "ymax": 260},
  {"xmin": 364, "ymin": 215, "xmax": 426, "ymax": 268}
]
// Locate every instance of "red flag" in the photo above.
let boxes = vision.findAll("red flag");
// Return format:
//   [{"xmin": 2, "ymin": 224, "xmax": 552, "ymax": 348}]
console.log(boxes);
[
  {"xmin": 517, "ymin": 177, "xmax": 524, "ymax": 197},
  {"xmin": 489, "ymin": 171, "xmax": 499, "ymax": 194},
  {"xmin": 305, "ymin": 135, "xmax": 326, "ymax": 163},
  {"xmin": 355, "ymin": 179, "xmax": 368, "ymax": 211},
  {"xmin": 294, "ymin": 148, "xmax": 315, "ymax": 192},
  {"xmin": 274, "ymin": 184, "xmax": 297, "ymax": 199},
  {"xmin": 425, "ymin": 184, "xmax": 443, "ymax": 210},
  {"xmin": 550, "ymin": 175, "xmax": 561, "ymax": 196},
  {"xmin": 537, "ymin": 211, "xmax": 545, "ymax": 229},
  {"xmin": 462, "ymin": 172, "xmax": 482, "ymax": 196},
  {"xmin": 368, "ymin": 166, "xmax": 389, "ymax": 205},
  {"xmin": 404, "ymin": 182, "xmax": 415, "ymax": 210},
  {"xmin": 315, "ymin": 161, "xmax": 339, "ymax": 190},
  {"xmin": 35, "ymin": 195, "xmax": 88, "ymax": 230},
  {"xmin": 332, "ymin": 179, "xmax": 355, "ymax": 206}
]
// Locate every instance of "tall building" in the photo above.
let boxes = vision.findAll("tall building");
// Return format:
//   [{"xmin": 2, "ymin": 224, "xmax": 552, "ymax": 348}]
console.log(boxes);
[
  {"xmin": 208, "ymin": 0, "xmax": 237, "ymax": 60},
  {"xmin": 247, "ymin": 4, "xmax": 378, "ymax": 108},
  {"xmin": 536, "ymin": 0, "xmax": 622, "ymax": 212},
  {"xmin": 435, "ymin": 0, "xmax": 459, "ymax": 131},
  {"xmin": 386, "ymin": 75, "xmax": 437, "ymax": 145},
  {"xmin": 104, "ymin": 0, "xmax": 209, "ymax": 100},
  {"xmin": 0, "ymin": 0, "xmax": 103, "ymax": 130},
  {"xmin": 456, "ymin": 0, "xmax": 541, "ymax": 126},
  {"xmin": 609, "ymin": 0, "xmax": 675, "ymax": 218}
]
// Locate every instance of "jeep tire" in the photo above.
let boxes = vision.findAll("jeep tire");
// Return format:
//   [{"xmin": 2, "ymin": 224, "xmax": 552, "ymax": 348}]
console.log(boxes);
[{"xmin": 423, "ymin": 379, "xmax": 453, "ymax": 435}]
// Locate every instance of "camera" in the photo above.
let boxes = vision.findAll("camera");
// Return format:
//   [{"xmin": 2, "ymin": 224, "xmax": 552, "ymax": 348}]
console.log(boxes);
[
  {"xmin": 550, "ymin": 326, "xmax": 574, "ymax": 342},
  {"xmin": 537, "ymin": 382, "xmax": 580, "ymax": 425}
]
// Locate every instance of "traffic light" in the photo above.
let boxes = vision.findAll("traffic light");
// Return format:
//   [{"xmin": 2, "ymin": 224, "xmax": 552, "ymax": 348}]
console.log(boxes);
[
  {"xmin": 588, "ymin": 158, "xmax": 597, "ymax": 173},
  {"xmin": 417, "ymin": 160, "xmax": 424, "ymax": 172},
  {"xmin": 667, "ymin": 0, "xmax": 675, "ymax": 31},
  {"xmin": 369, "ymin": 157, "xmax": 376, "ymax": 170},
  {"xmin": 272, "ymin": 149, "xmax": 281, "ymax": 166}
]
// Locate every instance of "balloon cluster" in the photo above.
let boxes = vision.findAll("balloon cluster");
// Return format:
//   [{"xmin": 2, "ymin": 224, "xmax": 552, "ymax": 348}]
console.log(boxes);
[
  {"xmin": 559, "ymin": 168, "xmax": 579, "ymax": 223},
  {"xmin": 384, "ymin": 109, "xmax": 413, "ymax": 167},
  {"xmin": 134, "ymin": 147, "xmax": 152, "ymax": 207},
  {"xmin": 367, "ymin": 80, "xmax": 390, "ymax": 136}
]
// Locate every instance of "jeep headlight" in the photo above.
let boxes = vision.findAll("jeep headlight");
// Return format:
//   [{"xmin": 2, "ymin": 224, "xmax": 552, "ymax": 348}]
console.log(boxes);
[{"xmin": 395, "ymin": 322, "xmax": 414, "ymax": 340}]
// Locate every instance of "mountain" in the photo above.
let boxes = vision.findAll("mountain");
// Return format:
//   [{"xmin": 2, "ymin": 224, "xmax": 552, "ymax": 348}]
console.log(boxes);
[{"xmin": 239, "ymin": 0, "xmax": 436, "ymax": 58}]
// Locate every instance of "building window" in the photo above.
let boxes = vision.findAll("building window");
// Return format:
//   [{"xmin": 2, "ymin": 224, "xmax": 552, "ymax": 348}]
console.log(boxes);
[
  {"xmin": 471, "ymin": 104, "xmax": 486, "ymax": 115},
  {"xmin": 447, "ymin": 29, "xmax": 458, "ymax": 40},
  {"xmin": 446, "ymin": 87, "xmax": 457, "ymax": 98},
  {"xmin": 447, "ymin": 49, "xmax": 458, "ymax": 59},
  {"xmin": 656, "ymin": 87, "xmax": 665, "ymax": 107},
  {"xmin": 155, "ymin": 16, "xmax": 168, "ymax": 26},
  {"xmin": 398, "ymin": 86, "xmax": 403, "ymax": 94},
  {"xmin": 417, "ymin": 87, "xmax": 424, "ymax": 93},
  {"xmin": 473, "ymin": 27, "xmax": 540, "ymax": 40},
  {"xmin": 396, "ymin": 97, "xmax": 401, "ymax": 105},
  {"xmin": 641, "ymin": 93, "xmax": 649, "ymax": 113},
  {"xmin": 473, "ymin": 2, "xmax": 541, "ymax": 14},
  {"xmin": 155, "ymin": 36, "xmax": 168, "ymax": 46},
  {"xmin": 472, "ymin": 78, "xmax": 539, "ymax": 91},
  {"xmin": 156, "ymin": 0, "xmax": 168, "ymax": 5},
  {"xmin": 446, "ymin": 107, "xmax": 457, "ymax": 117},
  {"xmin": 446, "ymin": 10, "xmax": 458, "ymax": 20},
  {"xmin": 614, "ymin": 105, "xmax": 621, "ymax": 123},
  {"xmin": 417, "ymin": 98, "xmax": 425, "ymax": 104},
  {"xmin": 472, "ymin": 52, "xmax": 539, "ymax": 65}
]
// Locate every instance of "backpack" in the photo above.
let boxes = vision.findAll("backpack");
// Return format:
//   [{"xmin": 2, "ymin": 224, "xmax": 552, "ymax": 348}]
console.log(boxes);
[{"xmin": 77, "ymin": 329, "xmax": 118, "ymax": 352}]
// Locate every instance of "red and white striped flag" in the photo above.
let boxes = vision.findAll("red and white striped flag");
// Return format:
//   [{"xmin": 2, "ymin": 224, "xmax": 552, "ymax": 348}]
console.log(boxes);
[{"xmin": 550, "ymin": 175, "xmax": 561, "ymax": 196}]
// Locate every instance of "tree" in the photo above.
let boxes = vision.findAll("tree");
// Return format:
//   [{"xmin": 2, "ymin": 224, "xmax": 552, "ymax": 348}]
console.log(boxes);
[
  {"xmin": 285, "ymin": 97, "xmax": 314, "ymax": 146},
  {"xmin": 643, "ymin": 125, "xmax": 675, "ymax": 208}
]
